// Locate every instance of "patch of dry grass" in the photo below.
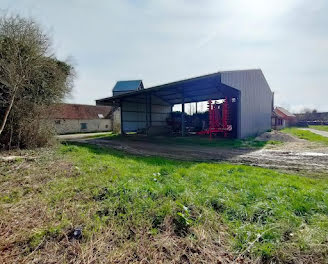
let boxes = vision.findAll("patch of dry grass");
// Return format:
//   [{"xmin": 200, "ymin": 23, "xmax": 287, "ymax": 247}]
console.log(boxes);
[
  {"xmin": 0, "ymin": 148, "xmax": 240, "ymax": 264},
  {"xmin": 0, "ymin": 148, "xmax": 75, "ymax": 263}
]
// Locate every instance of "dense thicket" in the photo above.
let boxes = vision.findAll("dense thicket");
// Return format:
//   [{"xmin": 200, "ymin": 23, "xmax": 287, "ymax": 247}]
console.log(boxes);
[{"xmin": 0, "ymin": 14, "xmax": 73, "ymax": 149}]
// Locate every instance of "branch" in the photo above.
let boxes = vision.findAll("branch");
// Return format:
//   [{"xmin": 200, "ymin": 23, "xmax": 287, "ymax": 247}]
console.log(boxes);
[
  {"xmin": 0, "ymin": 77, "xmax": 12, "ymax": 89},
  {"xmin": 0, "ymin": 86, "xmax": 17, "ymax": 135}
]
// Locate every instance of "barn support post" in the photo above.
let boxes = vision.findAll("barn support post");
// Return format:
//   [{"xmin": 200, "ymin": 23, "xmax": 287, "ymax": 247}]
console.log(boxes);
[
  {"xmin": 181, "ymin": 91, "xmax": 185, "ymax": 136},
  {"xmin": 145, "ymin": 94, "xmax": 149, "ymax": 135},
  {"xmin": 236, "ymin": 91, "xmax": 242, "ymax": 138},
  {"xmin": 149, "ymin": 93, "xmax": 152, "ymax": 127},
  {"xmin": 120, "ymin": 101, "xmax": 124, "ymax": 135},
  {"xmin": 195, "ymin": 102, "xmax": 198, "ymax": 114}
]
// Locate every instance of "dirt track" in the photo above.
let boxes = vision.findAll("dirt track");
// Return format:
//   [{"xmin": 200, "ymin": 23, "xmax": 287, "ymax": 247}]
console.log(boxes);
[
  {"xmin": 57, "ymin": 132, "xmax": 110, "ymax": 140},
  {"xmin": 70, "ymin": 137, "xmax": 328, "ymax": 174}
]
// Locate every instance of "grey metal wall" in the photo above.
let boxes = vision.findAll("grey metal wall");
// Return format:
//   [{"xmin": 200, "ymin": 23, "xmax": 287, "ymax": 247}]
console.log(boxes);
[
  {"xmin": 221, "ymin": 70, "xmax": 273, "ymax": 138},
  {"xmin": 121, "ymin": 95, "xmax": 170, "ymax": 133},
  {"xmin": 150, "ymin": 95, "xmax": 171, "ymax": 127},
  {"xmin": 121, "ymin": 100, "xmax": 147, "ymax": 132}
]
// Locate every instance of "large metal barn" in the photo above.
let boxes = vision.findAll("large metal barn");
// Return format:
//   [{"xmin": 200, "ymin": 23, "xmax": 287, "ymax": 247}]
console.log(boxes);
[{"xmin": 96, "ymin": 69, "xmax": 273, "ymax": 139}]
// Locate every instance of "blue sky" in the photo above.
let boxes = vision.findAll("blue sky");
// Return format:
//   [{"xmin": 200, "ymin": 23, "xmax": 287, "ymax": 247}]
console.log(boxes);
[{"xmin": 1, "ymin": 0, "xmax": 328, "ymax": 112}]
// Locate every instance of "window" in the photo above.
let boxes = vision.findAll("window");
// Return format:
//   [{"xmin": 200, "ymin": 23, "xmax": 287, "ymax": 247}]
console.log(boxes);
[
  {"xmin": 55, "ymin": 120, "xmax": 61, "ymax": 124},
  {"xmin": 80, "ymin": 123, "xmax": 87, "ymax": 130},
  {"xmin": 98, "ymin": 114, "xmax": 104, "ymax": 119}
]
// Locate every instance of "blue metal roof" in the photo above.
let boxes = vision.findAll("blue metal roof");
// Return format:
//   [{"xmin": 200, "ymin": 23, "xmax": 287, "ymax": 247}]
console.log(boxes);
[
  {"xmin": 113, "ymin": 80, "xmax": 143, "ymax": 92},
  {"xmin": 97, "ymin": 69, "xmax": 271, "ymax": 105}
]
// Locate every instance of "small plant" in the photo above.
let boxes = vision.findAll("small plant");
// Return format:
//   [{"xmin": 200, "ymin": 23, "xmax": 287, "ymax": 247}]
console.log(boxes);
[{"xmin": 174, "ymin": 202, "xmax": 193, "ymax": 236}]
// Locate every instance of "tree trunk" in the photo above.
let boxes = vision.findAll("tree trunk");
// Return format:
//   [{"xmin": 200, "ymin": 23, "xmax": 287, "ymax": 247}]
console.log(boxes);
[
  {"xmin": 0, "ymin": 88, "xmax": 17, "ymax": 136},
  {"xmin": 8, "ymin": 117, "xmax": 13, "ymax": 150}
]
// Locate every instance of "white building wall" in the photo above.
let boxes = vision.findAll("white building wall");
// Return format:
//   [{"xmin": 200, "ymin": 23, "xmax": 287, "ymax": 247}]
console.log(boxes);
[{"xmin": 54, "ymin": 119, "xmax": 112, "ymax": 134}]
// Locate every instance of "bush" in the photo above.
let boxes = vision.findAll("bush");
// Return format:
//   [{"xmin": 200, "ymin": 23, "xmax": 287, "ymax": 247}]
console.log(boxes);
[{"xmin": 0, "ymin": 14, "xmax": 73, "ymax": 149}]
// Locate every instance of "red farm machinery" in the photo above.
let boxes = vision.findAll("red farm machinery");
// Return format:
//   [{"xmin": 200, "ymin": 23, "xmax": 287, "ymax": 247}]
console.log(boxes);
[{"xmin": 197, "ymin": 97, "xmax": 232, "ymax": 139}]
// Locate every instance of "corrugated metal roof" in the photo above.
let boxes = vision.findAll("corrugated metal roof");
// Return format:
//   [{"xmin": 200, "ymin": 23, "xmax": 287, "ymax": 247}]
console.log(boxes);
[
  {"xmin": 96, "ymin": 69, "xmax": 269, "ymax": 105},
  {"xmin": 51, "ymin": 104, "xmax": 112, "ymax": 120},
  {"xmin": 113, "ymin": 80, "xmax": 143, "ymax": 92}
]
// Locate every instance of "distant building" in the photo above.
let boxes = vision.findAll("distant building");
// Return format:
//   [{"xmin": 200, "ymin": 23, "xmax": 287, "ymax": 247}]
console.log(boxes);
[
  {"xmin": 295, "ymin": 111, "xmax": 328, "ymax": 125},
  {"xmin": 51, "ymin": 104, "xmax": 113, "ymax": 134},
  {"xmin": 272, "ymin": 107, "xmax": 296, "ymax": 129},
  {"xmin": 112, "ymin": 80, "xmax": 144, "ymax": 96}
]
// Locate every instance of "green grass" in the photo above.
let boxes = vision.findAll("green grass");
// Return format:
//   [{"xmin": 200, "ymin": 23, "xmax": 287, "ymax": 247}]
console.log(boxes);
[
  {"xmin": 283, "ymin": 127, "xmax": 328, "ymax": 145},
  {"xmin": 1, "ymin": 144, "xmax": 327, "ymax": 262},
  {"xmin": 102, "ymin": 134, "xmax": 280, "ymax": 148},
  {"xmin": 309, "ymin": 125, "xmax": 328, "ymax": 132},
  {"xmin": 33, "ymin": 145, "xmax": 328, "ymax": 259}
]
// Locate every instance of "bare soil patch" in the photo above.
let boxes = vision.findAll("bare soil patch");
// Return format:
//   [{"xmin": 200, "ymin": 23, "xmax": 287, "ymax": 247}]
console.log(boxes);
[{"xmin": 255, "ymin": 130, "xmax": 301, "ymax": 142}]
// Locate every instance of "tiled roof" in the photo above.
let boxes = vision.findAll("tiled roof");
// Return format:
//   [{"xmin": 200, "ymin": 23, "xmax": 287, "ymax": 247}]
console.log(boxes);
[
  {"xmin": 274, "ymin": 107, "xmax": 296, "ymax": 119},
  {"xmin": 51, "ymin": 104, "xmax": 112, "ymax": 120}
]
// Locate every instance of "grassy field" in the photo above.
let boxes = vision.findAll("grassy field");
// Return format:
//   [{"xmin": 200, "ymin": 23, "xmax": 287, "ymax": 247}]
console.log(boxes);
[
  {"xmin": 102, "ymin": 134, "xmax": 281, "ymax": 148},
  {"xmin": 309, "ymin": 125, "xmax": 328, "ymax": 132},
  {"xmin": 1, "ymin": 143, "xmax": 327, "ymax": 263},
  {"xmin": 283, "ymin": 127, "xmax": 328, "ymax": 145}
]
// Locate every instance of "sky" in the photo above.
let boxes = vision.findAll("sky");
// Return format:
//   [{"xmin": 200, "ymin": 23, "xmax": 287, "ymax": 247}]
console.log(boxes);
[{"xmin": 1, "ymin": 0, "xmax": 327, "ymax": 113}]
